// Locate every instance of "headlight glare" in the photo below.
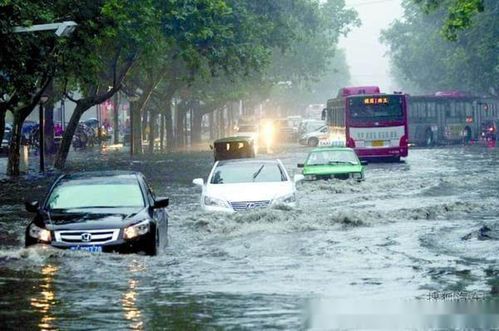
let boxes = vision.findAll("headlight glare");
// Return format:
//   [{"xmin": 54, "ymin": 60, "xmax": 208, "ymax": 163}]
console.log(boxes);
[
  {"xmin": 124, "ymin": 220, "xmax": 151, "ymax": 240},
  {"xmin": 29, "ymin": 224, "xmax": 51, "ymax": 242}
]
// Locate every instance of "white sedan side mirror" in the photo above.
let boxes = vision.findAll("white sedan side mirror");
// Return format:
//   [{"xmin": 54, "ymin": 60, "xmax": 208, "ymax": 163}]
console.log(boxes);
[
  {"xmin": 293, "ymin": 174, "xmax": 305, "ymax": 183},
  {"xmin": 192, "ymin": 178, "xmax": 204, "ymax": 186}
]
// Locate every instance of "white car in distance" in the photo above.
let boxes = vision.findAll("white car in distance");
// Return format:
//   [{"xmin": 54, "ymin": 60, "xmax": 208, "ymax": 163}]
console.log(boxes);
[
  {"xmin": 299, "ymin": 125, "xmax": 329, "ymax": 147},
  {"xmin": 193, "ymin": 159, "xmax": 304, "ymax": 212}
]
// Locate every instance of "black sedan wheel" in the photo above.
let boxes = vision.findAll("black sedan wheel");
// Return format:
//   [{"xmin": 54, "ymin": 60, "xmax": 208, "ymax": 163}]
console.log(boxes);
[{"xmin": 145, "ymin": 229, "xmax": 159, "ymax": 256}]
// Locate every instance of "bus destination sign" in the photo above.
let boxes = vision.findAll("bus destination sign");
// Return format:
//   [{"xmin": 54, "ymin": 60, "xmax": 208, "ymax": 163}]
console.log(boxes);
[{"xmin": 364, "ymin": 97, "xmax": 389, "ymax": 105}]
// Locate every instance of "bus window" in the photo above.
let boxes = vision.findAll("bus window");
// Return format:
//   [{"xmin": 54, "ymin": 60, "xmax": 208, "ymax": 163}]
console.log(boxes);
[
  {"xmin": 445, "ymin": 102, "xmax": 456, "ymax": 118},
  {"xmin": 456, "ymin": 102, "xmax": 464, "ymax": 117},
  {"xmin": 465, "ymin": 103, "xmax": 472, "ymax": 116}
]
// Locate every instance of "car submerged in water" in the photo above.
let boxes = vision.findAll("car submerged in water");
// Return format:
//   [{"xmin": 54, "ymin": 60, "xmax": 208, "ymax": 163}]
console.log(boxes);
[
  {"xmin": 25, "ymin": 171, "xmax": 169, "ymax": 256},
  {"xmin": 193, "ymin": 159, "xmax": 304, "ymax": 212},
  {"xmin": 298, "ymin": 147, "xmax": 366, "ymax": 181}
]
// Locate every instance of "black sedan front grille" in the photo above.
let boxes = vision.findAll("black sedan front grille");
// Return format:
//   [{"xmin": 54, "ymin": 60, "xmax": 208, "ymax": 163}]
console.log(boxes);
[{"xmin": 54, "ymin": 229, "xmax": 120, "ymax": 244}]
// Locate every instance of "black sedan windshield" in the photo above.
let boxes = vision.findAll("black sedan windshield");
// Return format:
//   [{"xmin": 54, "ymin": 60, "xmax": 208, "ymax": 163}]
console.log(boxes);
[{"xmin": 47, "ymin": 178, "xmax": 145, "ymax": 210}]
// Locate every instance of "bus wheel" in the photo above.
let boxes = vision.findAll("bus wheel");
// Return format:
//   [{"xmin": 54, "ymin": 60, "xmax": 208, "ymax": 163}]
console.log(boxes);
[
  {"xmin": 308, "ymin": 137, "xmax": 319, "ymax": 147},
  {"xmin": 425, "ymin": 129, "xmax": 434, "ymax": 147}
]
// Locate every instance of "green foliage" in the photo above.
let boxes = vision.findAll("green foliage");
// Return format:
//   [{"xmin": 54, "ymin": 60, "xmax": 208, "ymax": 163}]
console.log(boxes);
[
  {"xmin": 414, "ymin": 0, "xmax": 485, "ymax": 40},
  {"xmin": 0, "ymin": 1, "xmax": 56, "ymax": 102},
  {"xmin": 266, "ymin": 0, "xmax": 358, "ymax": 113},
  {"xmin": 269, "ymin": 49, "xmax": 352, "ymax": 114},
  {"xmin": 381, "ymin": 0, "xmax": 498, "ymax": 95}
]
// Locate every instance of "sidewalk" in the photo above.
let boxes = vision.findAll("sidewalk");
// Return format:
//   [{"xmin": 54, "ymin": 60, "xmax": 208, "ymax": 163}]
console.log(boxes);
[{"xmin": 0, "ymin": 141, "xmax": 212, "ymax": 179}]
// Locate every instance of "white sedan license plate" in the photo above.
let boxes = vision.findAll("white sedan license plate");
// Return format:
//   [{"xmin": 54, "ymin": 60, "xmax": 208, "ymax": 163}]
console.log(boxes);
[{"xmin": 70, "ymin": 246, "xmax": 102, "ymax": 253}]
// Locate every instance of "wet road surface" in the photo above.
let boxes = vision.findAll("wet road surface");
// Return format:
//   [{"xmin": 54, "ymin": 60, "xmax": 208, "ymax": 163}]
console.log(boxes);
[{"xmin": 0, "ymin": 145, "xmax": 498, "ymax": 329}]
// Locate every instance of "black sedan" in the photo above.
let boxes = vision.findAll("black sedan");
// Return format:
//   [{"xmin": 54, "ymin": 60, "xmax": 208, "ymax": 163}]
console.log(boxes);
[{"xmin": 25, "ymin": 171, "xmax": 169, "ymax": 256}]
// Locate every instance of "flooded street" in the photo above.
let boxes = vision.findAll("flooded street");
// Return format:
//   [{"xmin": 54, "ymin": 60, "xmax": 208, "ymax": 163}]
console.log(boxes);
[{"xmin": 1, "ymin": 145, "xmax": 499, "ymax": 329}]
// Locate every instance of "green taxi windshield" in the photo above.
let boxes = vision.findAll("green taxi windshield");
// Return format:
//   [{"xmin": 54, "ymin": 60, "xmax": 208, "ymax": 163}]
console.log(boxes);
[{"xmin": 306, "ymin": 150, "xmax": 359, "ymax": 166}]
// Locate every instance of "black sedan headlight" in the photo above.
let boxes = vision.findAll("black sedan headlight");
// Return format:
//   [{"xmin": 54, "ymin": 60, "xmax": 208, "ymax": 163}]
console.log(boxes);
[
  {"xmin": 28, "ymin": 223, "xmax": 52, "ymax": 242},
  {"xmin": 124, "ymin": 220, "xmax": 151, "ymax": 240}
]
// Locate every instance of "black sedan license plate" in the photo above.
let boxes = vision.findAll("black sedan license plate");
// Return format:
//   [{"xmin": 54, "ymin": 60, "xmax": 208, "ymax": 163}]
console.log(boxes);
[{"xmin": 70, "ymin": 246, "xmax": 102, "ymax": 253}]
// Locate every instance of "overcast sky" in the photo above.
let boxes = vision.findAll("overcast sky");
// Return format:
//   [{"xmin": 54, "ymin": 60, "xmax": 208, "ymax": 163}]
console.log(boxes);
[{"xmin": 339, "ymin": 0, "xmax": 403, "ymax": 93}]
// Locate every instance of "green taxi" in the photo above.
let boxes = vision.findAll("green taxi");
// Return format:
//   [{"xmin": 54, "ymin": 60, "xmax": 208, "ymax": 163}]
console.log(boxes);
[{"xmin": 297, "ymin": 147, "xmax": 365, "ymax": 181}]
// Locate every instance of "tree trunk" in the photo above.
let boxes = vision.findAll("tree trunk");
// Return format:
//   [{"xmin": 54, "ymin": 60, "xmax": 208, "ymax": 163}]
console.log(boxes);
[
  {"xmin": 176, "ymin": 108, "xmax": 185, "ymax": 148},
  {"xmin": 148, "ymin": 110, "xmax": 157, "ymax": 154},
  {"xmin": 0, "ymin": 109, "xmax": 6, "ymax": 147},
  {"xmin": 220, "ymin": 109, "xmax": 226, "ymax": 138},
  {"xmin": 160, "ymin": 112, "xmax": 165, "ymax": 151},
  {"xmin": 6, "ymin": 113, "xmax": 23, "ymax": 176},
  {"xmin": 131, "ymin": 101, "xmax": 142, "ymax": 155},
  {"xmin": 166, "ymin": 105, "xmax": 174, "ymax": 151},
  {"xmin": 113, "ymin": 92, "xmax": 119, "ymax": 144},
  {"xmin": 44, "ymin": 102, "xmax": 55, "ymax": 154},
  {"xmin": 54, "ymin": 102, "xmax": 87, "ymax": 169},
  {"xmin": 191, "ymin": 110, "xmax": 202, "ymax": 144},
  {"xmin": 142, "ymin": 110, "xmax": 148, "ymax": 144},
  {"xmin": 209, "ymin": 112, "xmax": 215, "ymax": 140}
]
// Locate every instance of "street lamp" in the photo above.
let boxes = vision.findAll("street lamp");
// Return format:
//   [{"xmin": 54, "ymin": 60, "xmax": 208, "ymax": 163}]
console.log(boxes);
[
  {"xmin": 13, "ymin": 21, "xmax": 77, "ymax": 37},
  {"xmin": 39, "ymin": 94, "xmax": 49, "ymax": 173}
]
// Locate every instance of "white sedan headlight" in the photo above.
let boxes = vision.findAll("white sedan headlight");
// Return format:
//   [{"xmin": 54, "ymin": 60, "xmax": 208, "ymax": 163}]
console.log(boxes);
[
  {"xmin": 29, "ymin": 223, "xmax": 51, "ymax": 242},
  {"xmin": 124, "ymin": 220, "xmax": 151, "ymax": 240},
  {"xmin": 203, "ymin": 196, "xmax": 230, "ymax": 208},
  {"xmin": 274, "ymin": 193, "xmax": 297, "ymax": 205}
]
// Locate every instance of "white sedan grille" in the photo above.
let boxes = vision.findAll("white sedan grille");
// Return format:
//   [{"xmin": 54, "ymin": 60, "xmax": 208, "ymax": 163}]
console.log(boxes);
[{"xmin": 229, "ymin": 200, "xmax": 271, "ymax": 211}]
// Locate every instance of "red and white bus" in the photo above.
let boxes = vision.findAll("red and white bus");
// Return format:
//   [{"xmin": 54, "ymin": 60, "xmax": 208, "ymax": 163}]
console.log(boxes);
[{"xmin": 322, "ymin": 86, "xmax": 409, "ymax": 161}]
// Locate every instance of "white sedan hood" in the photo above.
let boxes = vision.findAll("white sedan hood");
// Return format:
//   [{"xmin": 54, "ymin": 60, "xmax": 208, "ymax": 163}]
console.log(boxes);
[{"xmin": 205, "ymin": 181, "xmax": 294, "ymax": 202}]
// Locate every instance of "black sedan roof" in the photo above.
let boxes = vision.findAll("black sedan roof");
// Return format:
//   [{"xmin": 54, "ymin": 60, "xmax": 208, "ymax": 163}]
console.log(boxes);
[{"xmin": 62, "ymin": 171, "xmax": 141, "ymax": 180}]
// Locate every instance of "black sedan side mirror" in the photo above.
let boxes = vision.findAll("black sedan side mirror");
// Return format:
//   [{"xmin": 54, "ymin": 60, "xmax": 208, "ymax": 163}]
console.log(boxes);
[
  {"xmin": 154, "ymin": 197, "xmax": 169, "ymax": 209},
  {"xmin": 297, "ymin": 163, "xmax": 304, "ymax": 168},
  {"xmin": 25, "ymin": 200, "xmax": 39, "ymax": 213}
]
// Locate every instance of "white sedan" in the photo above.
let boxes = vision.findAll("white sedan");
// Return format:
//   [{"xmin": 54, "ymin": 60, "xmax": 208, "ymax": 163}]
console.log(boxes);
[{"xmin": 193, "ymin": 159, "xmax": 304, "ymax": 212}]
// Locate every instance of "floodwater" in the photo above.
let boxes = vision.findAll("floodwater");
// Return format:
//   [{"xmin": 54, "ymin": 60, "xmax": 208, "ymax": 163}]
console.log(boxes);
[{"xmin": 0, "ymin": 145, "xmax": 498, "ymax": 329}]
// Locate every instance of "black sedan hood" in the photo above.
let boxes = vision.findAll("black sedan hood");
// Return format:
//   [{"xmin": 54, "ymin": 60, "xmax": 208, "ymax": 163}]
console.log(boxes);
[{"xmin": 41, "ymin": 207, "xmax": 148, "ymax": 230}]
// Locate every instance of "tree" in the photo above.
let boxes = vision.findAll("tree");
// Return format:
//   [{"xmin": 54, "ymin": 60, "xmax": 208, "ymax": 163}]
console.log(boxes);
[
  {"xmin": 125, "ymin": 0, "xmax": 358, "ymax": 151},
  {"xmin": 53, "ymin": 0, "xmax": 161, "ymax": 168},
  {"xmin": 381, "ymin": 0, "xmax": 498, "ymax": 95},
  {"xmin": 0, "ymin": 1, "xmax": 65, "ymax": 175},
  {"xmin": 414, "ymin": 0, "xmax": 485, "ymax": 40}
]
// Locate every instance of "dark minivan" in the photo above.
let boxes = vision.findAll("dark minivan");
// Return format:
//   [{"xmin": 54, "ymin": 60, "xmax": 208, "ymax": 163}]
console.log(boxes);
[{"xmin": 25, "ymin": 171, "xmax": 169, "ymax": 256}]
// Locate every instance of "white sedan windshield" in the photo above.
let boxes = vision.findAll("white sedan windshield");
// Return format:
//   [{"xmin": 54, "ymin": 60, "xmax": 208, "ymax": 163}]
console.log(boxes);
[{"xmin": 210, "ymin": 162, "xmax": 287, "ymax": 184}]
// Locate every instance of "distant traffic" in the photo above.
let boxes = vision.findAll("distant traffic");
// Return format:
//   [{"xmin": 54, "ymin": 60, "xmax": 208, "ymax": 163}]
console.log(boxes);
[{"xmin": 21, "ymin": 85, "xmax": 499, "ymax": 255}]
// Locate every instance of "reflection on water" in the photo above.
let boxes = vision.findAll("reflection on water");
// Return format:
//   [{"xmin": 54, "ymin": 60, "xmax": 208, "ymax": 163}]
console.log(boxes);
[
  {"xmin": 122, "ymin": 260, "xmax": 146, "ymax": 330},
  {"xmin": 30, "ymin": 264, "xmax": 58, "ymax": 331}
]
